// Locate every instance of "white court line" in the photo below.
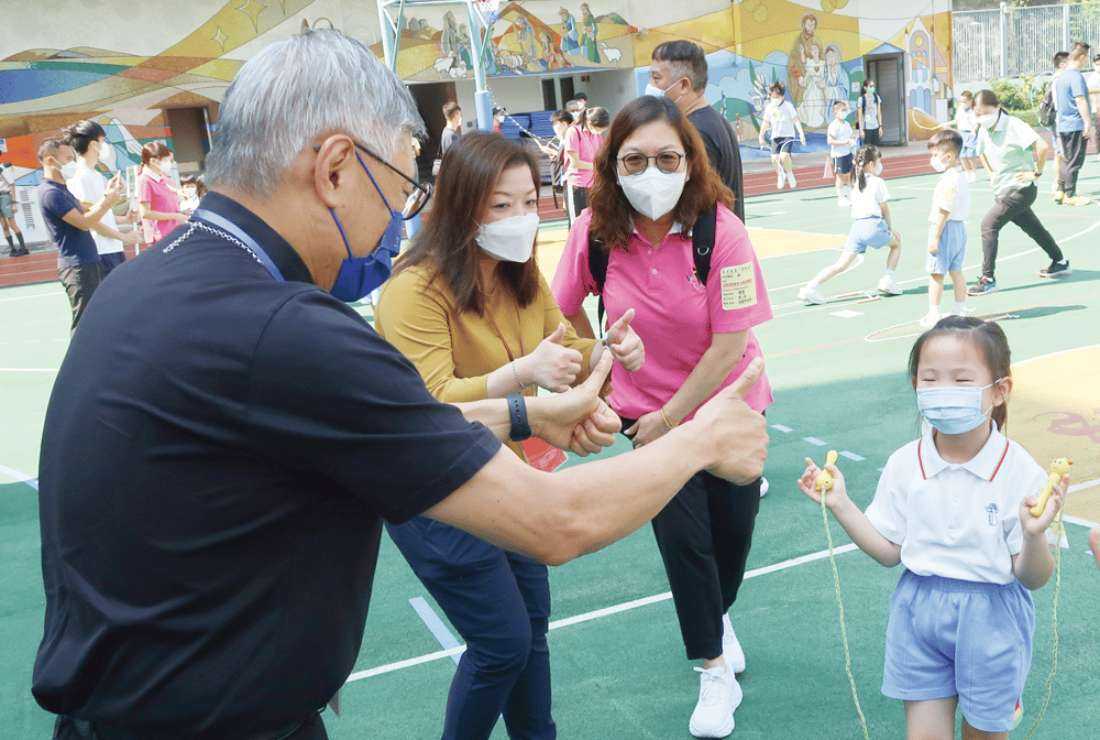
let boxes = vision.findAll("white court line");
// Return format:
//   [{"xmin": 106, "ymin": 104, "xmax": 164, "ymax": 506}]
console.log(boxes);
[
  {"xmin": 803, "ymin": 436, "xmax": 827, "ymax": 446},
  {"xmin": 840, "ymin": 451, "xmax": 866, "ymax": 462},
  {"xmin": 0, "ymin": 291, "xmax": 61, "ymax": 304},
  {"xmin": 770, "ymin": 423, "xmax": 794, "ymax": 433},
  {"xmin": 0, "ymin": 464, "xmax": 38, "ymax": 490},
  {"xmin": 0, "ymin": 368, "xmax": 58, "ymax": 373},
  {"xmin": 409, "ymin": 596, "xmax": 463, "ymax": 665},
  {"xmin": 345, "ymin": 543, "xmax": 861, "ymax": 686}
]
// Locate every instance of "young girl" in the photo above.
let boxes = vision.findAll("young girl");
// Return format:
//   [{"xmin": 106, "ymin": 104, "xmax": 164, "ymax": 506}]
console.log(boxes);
[
  {"xmin": 799, "ymin": 145, "xmax": 902, "ymax": 305},
  {"xmin": 799, "ymin": 316, "xmax": 1068, "ymax": 739},
  {"xmin": 758, "ymin": 82, "xmax": 806, "ymax": 190},
  {"xmin": 827, "ymin": 100, "xmax": 855, "ymax": 206},
  {"xmin": 955, "ymin": 91, "xmax": 980, "ymax": 182}
]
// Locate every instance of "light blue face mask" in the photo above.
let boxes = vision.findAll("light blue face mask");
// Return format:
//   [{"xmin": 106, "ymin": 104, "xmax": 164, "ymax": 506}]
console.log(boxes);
[
  {"xmin": 327, "ymin": 151, "xmax": 403, "ymax": 303},
  {"xmin": 916, "ymin": 380, "xmax": 1003, "ymax": 435}
]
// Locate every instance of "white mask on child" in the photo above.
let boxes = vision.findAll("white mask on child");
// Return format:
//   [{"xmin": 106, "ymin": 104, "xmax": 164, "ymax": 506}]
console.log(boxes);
[{"xmin": 930, "ymin": 155, "xmax": 948, "ymax": 173}]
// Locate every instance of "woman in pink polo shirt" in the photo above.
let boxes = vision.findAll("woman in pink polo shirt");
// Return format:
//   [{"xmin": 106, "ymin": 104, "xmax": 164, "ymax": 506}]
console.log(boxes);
[
  {"xmin": 552, "ymin": 95, "xmax": 772, "ymax": 739},
  {"xmin": 138, "ymin": 141, "xmax": 186, "ymax": 246},
  {"xmin": 562, "ymin": 106, "xmax": 608, "ymax": 224}
]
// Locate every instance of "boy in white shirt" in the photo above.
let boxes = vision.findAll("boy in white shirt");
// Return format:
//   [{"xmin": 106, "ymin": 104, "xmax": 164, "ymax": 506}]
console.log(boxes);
[
  {"xmin": 922, "ymin": 130, "xmax": 972, "ymax": 329},
  {"xmin": 826, "ymin": 101, "xmax": 855, "ymax": 206},
  {"xmin": 954, "ymin": 91, "xmax": 979, "ymax": 182}
]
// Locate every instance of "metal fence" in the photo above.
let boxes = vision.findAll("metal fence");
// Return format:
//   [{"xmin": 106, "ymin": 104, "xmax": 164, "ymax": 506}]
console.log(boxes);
[{"xmin": 953, "ymin": 3, "xmax": 1100, "ymax": 84}]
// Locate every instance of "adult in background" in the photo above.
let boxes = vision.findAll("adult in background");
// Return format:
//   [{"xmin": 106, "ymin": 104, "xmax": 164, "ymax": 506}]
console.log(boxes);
[
  {"xmin": 649, "ymin": 39, "xmax": 745, "ymax": 222},
  {"xmin": 377, "ymin": 132, "xmax": 644, "ymax": 740},
  {"xmin": 969, "ymin": 89, "xmax": 1070, "ymax": 297},
  {"xmin": 1052, "ymin": 42, "xmax": 1093, "ymax": 206},
  {"xmin": 35, "ymin": 138, "xmax": 124, "ymax": 331},
  {"xmin": 0, "ymin": 162, "xmax": 29, "ymax": 256},
  {"xmin": 34, "ymin": 30, "xmax": 768, "ymax": 739},
  {"xmin": 435, "ymin": 101, "xmax": 464, "ymax": 178},
  {"xmin": 1046, "ymin": 52, "xmax": 1070, "ymax": 200},
  {"xmin": 1088, "ymin": 53, "xmax": 1100, "ymax": 160},
  {"xmin": 537, "ymin": 109, "xmax": 573, "ymax": 202},
  {"xmin": 553, "ymin": 96, "xmax": 773, "ymax": 739},
  {"xmin": 563, "ymin": 105, "xmax": 608, "ymax": 222},
  {"xmin": 63, "ymin": 120, "xmax": 139, "ymax": 278},
  {"xmin": 138, "ymin": 141, "xmax": 186, "ymax": 246},
  {"xmin": 857, "ymin": 78, "xmax": 883, "ymax": 146}
]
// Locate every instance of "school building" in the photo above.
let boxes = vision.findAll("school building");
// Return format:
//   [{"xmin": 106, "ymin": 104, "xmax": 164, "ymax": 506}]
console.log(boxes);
[{"xmin": 0, "ymin": 0, "xmax": 954, "ymax": 246}]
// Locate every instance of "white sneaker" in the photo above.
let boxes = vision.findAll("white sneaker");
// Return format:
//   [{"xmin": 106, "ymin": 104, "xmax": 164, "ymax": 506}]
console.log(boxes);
[
  {"xmin": 966, "ymin": 170, "xmax": 977, "ymax": 183},
  {"xmin": 722, "ymin": 615, "xmax": 746, "ymax": 673},
  {"xmin": 877, "ymin": 275, "xmax": 902, "ymax": 296},
  {"xmin": 776, "ymin": 171, "xmax": 785, "ymax": 189},
  {"xmin": 787, "ymin": 171, "xmax": 798, "ymax": 188},
  {"xmin": 798, "ymin": 285, "xmax": 827, "ymax": 305},
  {"xmin": 759, "ymin": 477, "xmax": 769, "ymax": 498},
  {"xmin": 837, "ymin": 196, "xmax": 850, "ymax": 207},
  {"xmin": 689, "ymin": 665, "xmax": 742, "ymax": 738},
  {"xmin": 919, "ymin": 311, "xmax": 940, "ymax": 329},
  {"xmin": 956, "ymin": 303, "xmax": 976, "ymax": 316}
]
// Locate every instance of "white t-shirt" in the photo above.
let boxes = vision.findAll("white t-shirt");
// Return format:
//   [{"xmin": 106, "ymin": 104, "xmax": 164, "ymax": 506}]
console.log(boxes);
[
  {"xmin": 866, "ymin": 424, "xmax": 1048, "ymax": 585},
  {"xmin": 1085, "ymin": 70, "xmax": 1100, "ymax": 94},
  {"xmin": 955, "ymin": 107, "xmax": 977, "ymax": 133},
  {"xmin": 860, "ymin": 93, "xmax": 881, "ymax": 129},
  {"xmin": 929, "ymin": 167, "xmax": 970, "ymax": 223},
  {"xmin": 827, "ymin": 119, "xmax": 854, "ymax": 158},
  {"xmin": 67, "ymin": 162, "xmax": 123, "ymax": 255},
  {"xmin": 0, "ymin": 167, "xmax": 14, "ymax": 195},
  {"xmin": 764, "ymin": 101, "xmax": 800, "ymax": 139},
  {"xmin": 849, "ymin": 174, "xmax": 889, "ymax": 219}
]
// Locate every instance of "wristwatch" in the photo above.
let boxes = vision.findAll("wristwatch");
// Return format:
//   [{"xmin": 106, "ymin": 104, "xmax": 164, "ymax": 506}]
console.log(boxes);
[{"xmin": 506, "ymin": 393, "xmax": 532, "ymax": 442}]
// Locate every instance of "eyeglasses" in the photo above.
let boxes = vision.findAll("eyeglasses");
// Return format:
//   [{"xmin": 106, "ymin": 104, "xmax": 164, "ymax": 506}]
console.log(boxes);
[
  {"xmin": 312, "ymin": 139, "xmax": 432, "ymax": 220},
  {"xmin": 617, "ymin": 151, "xmax": 685, "ymax": 176}
]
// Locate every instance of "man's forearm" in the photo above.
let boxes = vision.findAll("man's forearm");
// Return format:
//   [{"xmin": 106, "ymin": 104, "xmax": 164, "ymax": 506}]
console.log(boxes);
[
  {"xmin": 89, "ymin": 220, "xmax": 127, "ymax": 242},
  {"xmin": 84, "ymin": 198, "xmax": 113, "ymax": 225},
  {"xmin": 454, "ymin": 398, "xmax": 513, "ymax": 441}
]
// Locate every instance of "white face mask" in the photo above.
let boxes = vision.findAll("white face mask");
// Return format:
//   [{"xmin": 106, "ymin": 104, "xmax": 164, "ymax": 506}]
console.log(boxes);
[
  {"xmin": 976, "ymin": 111, "xmax": 998, "ymax": 128},
  {"xmin": 618, "ymin": 167, "xmax": 687, "ymax": 221},
  {"xmin": 644, "ymin": 82, "xmax": 668, "ymax": 99},
  {"xmin": 98, "ymin": 140, "xmax": 116, "ymax": 169},
  {"xmin": 872, "ymin": 161, "xmax": 884, "ymax": 176},
  {"xmin": 476, "ymin": 212, "xmax": 540, "ymax": 263},
  {"xmin": 60, "ymin": 159, "xmax": 78, "ymax": 180},
  {"xmin": 930, "ymin": 155, "xmax": 948, "ymax": 173}
]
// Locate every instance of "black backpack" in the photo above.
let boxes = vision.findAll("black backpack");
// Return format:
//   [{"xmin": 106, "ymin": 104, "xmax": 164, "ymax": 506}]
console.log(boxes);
[
  {"xmin": 587, "ymin": 205, "xmax": 718, "ymax": 332},
  {"xmin": 1038, "ymin": 87, "xmax": 1057, "ymax": 129}
]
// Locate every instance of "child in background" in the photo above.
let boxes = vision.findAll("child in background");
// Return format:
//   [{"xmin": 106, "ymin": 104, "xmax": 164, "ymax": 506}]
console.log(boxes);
[
  {"xmin": 799, "ymin": 316, "xmax": 1067, "ymax": 739},
  {"xmin": 922, "ymin": 130, "xmax": 973, "ymax": 329},
  {"xmin": 955, "ymin": 91, "xmax": 980, "ymax": 182},
  {"xmin": 827, "ymin": 100, "xmax": 855, "ymax": 206},
  {"xmin": 179, "ymin": 175, "xmax": 206, "ymax": 215},
  {"xmin": 798, "ymin": 145, "xmax": 902, "ymax": 305}
]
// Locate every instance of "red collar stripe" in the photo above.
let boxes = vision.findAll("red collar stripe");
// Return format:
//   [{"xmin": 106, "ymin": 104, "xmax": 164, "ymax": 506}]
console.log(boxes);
[{"xmin": 989, "ymin": 439, "xmax": 1010, "ymax": 482}]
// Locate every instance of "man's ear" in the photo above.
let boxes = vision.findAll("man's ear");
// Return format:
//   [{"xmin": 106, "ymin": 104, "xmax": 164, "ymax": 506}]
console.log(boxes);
[{"xmin": 312, "ymin": 136, "xmax": 358, "ymax": 210}]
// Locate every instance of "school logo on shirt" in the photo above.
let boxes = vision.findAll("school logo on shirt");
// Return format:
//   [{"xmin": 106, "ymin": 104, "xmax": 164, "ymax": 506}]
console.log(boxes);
[
  {"xmin": 985, "ymin": 503, "xmax": 999, "ymax": 526},
  {"xmin": 720, "ymin": 263, "xmax": 757, "ymax": 310}
]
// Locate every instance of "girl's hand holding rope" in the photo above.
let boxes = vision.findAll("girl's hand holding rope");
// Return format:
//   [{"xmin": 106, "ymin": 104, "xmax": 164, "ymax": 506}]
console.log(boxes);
[{"xmin": 797, "ymin": 458, "xmax": 848, "ymax": 510}]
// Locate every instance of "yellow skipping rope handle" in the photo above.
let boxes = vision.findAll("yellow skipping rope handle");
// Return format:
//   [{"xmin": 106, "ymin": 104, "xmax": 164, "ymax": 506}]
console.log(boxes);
[
  {"xmin": 808, "ymin": 451, "xmax": 871, "ymax": 740},
  {"xmin": 1024, "ymin": 458, "xmax": 1072, "ymax": 739}
]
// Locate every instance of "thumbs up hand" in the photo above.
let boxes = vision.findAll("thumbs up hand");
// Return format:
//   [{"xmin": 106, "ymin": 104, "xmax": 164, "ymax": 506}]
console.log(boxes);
[
  {"xmin": 517, "ymin": 323, "xmax": 585, "ymax": 393},
  {"xmin": 605, "ymin": 308, "xmax": 644, "ymax": 372}
]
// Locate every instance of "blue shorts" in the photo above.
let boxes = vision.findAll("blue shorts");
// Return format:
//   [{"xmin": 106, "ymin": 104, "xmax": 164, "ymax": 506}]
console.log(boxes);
[
  {"xmin": 0, "ymin": 191, "xmax": 13, "ymax": 219},
  {"xmin": 833, "ymin": 154, "xmax": 854, "ymax": 174},
  {"xmin": 772, "ymin": 137, "xmax": 796, "ymax": 155},
  {"xmin": 883, "ymin": 570, "xmax": 1035, "ymax": 733},
  {"xmin": 926, "ymin": 220, "xmax": 966, "ymax": 275},
  {"xmin": 960, "ymin": 132, "xmax": 977, "ymax": 159},
  {"xmin": 844, "ymin": 217, "xmax": 892, "ymax": 254},
  {"xmin": 99, "ymin": 251, "xmax": 126, "ymax": 277}
]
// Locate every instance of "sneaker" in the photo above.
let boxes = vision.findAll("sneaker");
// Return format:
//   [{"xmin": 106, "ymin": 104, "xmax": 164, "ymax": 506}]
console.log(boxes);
[
  {"xmin": 1039, "ymin": 260, "xmax": 1071, "ymax": 278},
  {"xmin": 877, "ymin": 275, "xmax": 902, "ymax": 296},
  {"xmin": 955, "ymin": 303, "xmax": 976, "ymax": 317},
  {"xmin": 966, "ymin": 170, "xmax": 977, "ymax": 183},
  {"xmin": 776, "ymin": 172, "xmax": 785, "ymax": 190},
  {"xmin": 1053, "ymin": 190, "xmax": 1065, "ymax": 204},
  {"xmin": 788, "ymin": 172, "xmax": 798, "ymax": 188},
  {"xmin": 967, "ymin": 276, "xmax": 997, "ymax": 296},
  {"xmin": 722, "ymin": 615, "xmax": 746, "ymax": 674},
  {"xmin": 1063, "ymin": 195, "xmax": 1092, "ymax": 206},
  {"xmin": 759, "ymin": 477, "xmax": 769, "ymax": 498},
  {"xmin": 919, "ymin": 311, "xmax": 941, "ymax": 329},
  {"xmin": 837, "ymin": 196, "xmax": 850, "ymax": 207},
  {"xmin": 798, "ymin": 285, "xmax": 827, "ymax": 305},
  {"xmin": 689, "ymin": 665, "xmax": 741, "ymax": 738}
]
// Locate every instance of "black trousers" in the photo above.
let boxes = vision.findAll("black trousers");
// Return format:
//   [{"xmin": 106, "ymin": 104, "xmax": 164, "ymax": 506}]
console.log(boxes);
[
  {"xmin": 980, "ymin": 184, "xmax": 1063, "ymax": 280},
  {"xmin": 53, "ymin": 711, "xmax": 328, "ymax": 739},
  {"xmin": 861, "ymin": 127, "xmax": 881, "ymax": 146},
  {"xmin": 58, "ymin": 262, "xmax": 102, "ymax": 333},
  {"xmin": 1058, "ymin": 130, "xmax": 1088, "ymax": 197},
  {"xmin": 566, "ymin": 184, "xmax": 588, "ymax": 223},
  {"xmin": 652, "ymin": 470, "xmax": 762, "ymax": 660}
]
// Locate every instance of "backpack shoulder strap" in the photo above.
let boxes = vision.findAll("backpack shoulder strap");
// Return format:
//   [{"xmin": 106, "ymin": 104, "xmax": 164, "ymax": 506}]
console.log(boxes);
[
  {"xmin": 587, "ymin": 231, "xmax": 609, "ymax": 334},
  {"xmin": 692, "ymin": 206, "xmax": 718, "ymax": 285}
]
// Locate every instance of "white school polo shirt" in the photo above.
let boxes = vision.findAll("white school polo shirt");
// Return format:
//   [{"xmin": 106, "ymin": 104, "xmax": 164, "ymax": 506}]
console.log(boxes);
[{"xmin": 866, "ymin": 423, "xmax": 1048, "ymax": 585}]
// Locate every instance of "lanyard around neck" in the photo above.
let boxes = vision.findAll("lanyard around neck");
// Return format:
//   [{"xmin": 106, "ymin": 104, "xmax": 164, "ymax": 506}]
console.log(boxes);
[{"xmin": 192, "ymin": 208, "xmax": 285, "ymax": 283}]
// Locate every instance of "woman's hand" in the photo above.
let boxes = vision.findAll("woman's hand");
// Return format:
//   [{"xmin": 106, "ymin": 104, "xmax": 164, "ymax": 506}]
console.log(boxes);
[
  {"xmin": 174, "ymin": 213, "xmax": 189, "ymax": 223},
  {"xmin": 518, "ymin": 323, "xmax": 584, "ymax": 392},
  {"xmin": 625, "ymin": 411, "xmax": 670, "ymax": 447},
  {"xmin": 569, "ymin": 398, "xmax": 621, "ymax": 456},
  {"xmin": 1020, "ymin": 474, "xmax": 1069, "ymax": 538},
  {"xmin": 527, "ymin": 353, "xmax": 618, "ymax": 452},
  {"xmin": 605, "ymin": 309, "xmax": 644, "ymax": 372},
  {"xmin": 797, "ymin": 460, "xmax": 849, "ymax": 512}
]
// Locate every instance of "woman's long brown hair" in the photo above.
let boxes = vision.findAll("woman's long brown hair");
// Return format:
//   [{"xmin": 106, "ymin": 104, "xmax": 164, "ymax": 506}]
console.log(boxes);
[
  {"xmin": 588, "ymin": 95, "xmax": 732, "ymax": 251},
  {"xmin": 395, "ymin": 132, "xmax": 541, "ymax": 314}
]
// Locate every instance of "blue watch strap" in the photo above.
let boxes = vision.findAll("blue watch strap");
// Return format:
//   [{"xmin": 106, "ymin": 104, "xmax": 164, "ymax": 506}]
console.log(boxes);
[{"xmin": 506, "ymin": 393, "xmax": 532, "ymax": 442}]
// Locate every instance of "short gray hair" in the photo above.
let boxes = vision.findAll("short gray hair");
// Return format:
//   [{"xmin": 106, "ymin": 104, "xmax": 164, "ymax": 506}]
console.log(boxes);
[{"xmin": 205, "ymin": 29, "xmax": 425, "ymax": 196}]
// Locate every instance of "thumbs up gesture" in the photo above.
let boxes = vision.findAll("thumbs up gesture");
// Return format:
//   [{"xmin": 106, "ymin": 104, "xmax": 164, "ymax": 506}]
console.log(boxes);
[
  {"xmin": 693, "ymin": 358, "xmax": 769, "ymax": 484},
  {"xmin": 605, "ymin": 308, "xmax": 644, "ymax": 372},
  {"xmin": 518, "ymin": 323, "xmax": 585, "ymax": 393}
]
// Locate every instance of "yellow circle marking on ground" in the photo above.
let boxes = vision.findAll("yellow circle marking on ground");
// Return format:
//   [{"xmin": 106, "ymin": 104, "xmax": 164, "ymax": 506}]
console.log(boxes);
[{"xmin": 1011, "ymin": 345, "xmax": 1100, "ymax": 522}]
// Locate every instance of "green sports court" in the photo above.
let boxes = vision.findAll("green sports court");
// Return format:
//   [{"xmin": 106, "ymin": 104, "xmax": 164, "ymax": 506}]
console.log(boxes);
[{"xmin": 3, "ymin": 165, "xmax": 1099, "ymax": 739}]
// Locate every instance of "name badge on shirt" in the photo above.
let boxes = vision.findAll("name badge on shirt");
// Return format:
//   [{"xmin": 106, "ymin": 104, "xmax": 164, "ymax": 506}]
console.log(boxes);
[{"xmin": 720, "ymin": 263, "xmax": 757, "ymax": 310}]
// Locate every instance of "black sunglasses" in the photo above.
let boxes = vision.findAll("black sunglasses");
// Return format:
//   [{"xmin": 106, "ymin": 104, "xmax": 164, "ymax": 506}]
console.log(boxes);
[{"xmin": 313, "ymin": 139, "xmax": 432, "ymax": 220}]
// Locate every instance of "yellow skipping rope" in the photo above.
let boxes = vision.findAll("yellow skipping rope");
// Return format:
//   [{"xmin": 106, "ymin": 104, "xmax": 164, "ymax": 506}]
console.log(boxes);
[{"xmin": 808, "ymin": 450, "xmax": 871, "ymax": 740}]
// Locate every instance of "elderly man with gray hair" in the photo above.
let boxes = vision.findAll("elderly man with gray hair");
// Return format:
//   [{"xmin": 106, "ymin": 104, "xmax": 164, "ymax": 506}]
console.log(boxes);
[{"xmin": 34, "ymin": 30, "xmax": 767, "ymax": 739}]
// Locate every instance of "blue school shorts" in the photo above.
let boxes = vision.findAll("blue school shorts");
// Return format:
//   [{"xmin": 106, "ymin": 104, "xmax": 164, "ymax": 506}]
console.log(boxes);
[
  {"xmin": 883, "ymin": 570, "xmax": 1035, "ymax": 733},
  {"xmin": 844, "ymin": 217, "xmax": 892, "ymax": 254},
  {"xmin": 960, "ymin": 131, "xmax": 977, "ymax": 159},
  {"xmin": 926, "ymin": 220, "xmax": 967, "ymax": 275},
  {"xmin": 833, "ymin": 154, "xmax": 854, "ymax": 175}
]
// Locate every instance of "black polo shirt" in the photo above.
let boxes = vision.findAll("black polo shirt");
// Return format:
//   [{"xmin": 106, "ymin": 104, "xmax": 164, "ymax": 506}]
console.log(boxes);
[
  {"xmin": 688, "ymin": 105, "xmax": 746, "ymax": 222},
  {"xmin": 33, "ymin": 192, "xmax": 502, "ymax": 735}
]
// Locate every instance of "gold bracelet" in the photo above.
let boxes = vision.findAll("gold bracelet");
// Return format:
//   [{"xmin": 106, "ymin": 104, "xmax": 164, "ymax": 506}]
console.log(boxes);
[{"xmin": 659, "ymin": 406, "xmax": 678, "ymax": 430}]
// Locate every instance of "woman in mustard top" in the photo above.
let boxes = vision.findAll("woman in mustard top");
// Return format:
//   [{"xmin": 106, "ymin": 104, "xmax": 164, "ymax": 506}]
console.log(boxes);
[{"xmin": 375, "ymin": 133, "xmax": 643, "ymax": 740}]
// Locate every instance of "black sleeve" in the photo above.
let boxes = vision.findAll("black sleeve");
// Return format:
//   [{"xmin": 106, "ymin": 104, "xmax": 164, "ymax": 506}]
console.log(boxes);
[{"xmin": 245, "ymin": 290, "xmax": 502, "ymax": 524}]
